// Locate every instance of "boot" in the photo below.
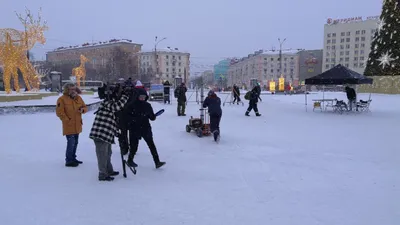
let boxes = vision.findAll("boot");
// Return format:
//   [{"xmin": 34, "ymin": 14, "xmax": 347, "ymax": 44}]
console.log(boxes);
[
  {"xmin": 256, "ymin": 112, "xmax": 261, "ymax": 116},
  {"xmin": 155, "ymin": 161, "xmax": 166, "ymax": 169},
  {"xmin": 127, "ymin": 154, "xmax": 138, "ymax": 167},
  {"xmin": 65, "ymin": 161, "xmax": 79, "ymax": 167},
  {"xmin": 245, "ymin": 111, "xmax": 250, "ymax": 116},
  {"xmin": 99, "ymin": 176, "xmax": 114, "ymax": 181}
]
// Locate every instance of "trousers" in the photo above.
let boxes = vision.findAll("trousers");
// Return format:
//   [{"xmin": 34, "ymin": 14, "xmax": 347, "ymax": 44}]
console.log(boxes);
[
  {"xmin": 128, "ymin": 132, "xmax": 161, "ymax": 164},
  {"xmin": 93, "ymin": 139, "xmax": 114, "ymax": 179}
]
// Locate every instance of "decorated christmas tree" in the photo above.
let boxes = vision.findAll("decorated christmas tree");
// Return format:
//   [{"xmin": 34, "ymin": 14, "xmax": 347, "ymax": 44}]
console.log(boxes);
[{"xmin": 364, "ymin": 0, "xmax": 400, "ymax": 76}]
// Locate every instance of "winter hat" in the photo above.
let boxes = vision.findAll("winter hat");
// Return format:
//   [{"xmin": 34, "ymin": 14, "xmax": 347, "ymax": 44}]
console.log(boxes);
[
  {"xmin": 136, "ymin": 88, "xmax": 148, "ymax": 101},
  {"xmin": 208, "ymin": 90, "xmax": 215, "ymax": 96},
  {"xmin": 135, "ymin": 80, "xmax": 143, "ymax": 87}
]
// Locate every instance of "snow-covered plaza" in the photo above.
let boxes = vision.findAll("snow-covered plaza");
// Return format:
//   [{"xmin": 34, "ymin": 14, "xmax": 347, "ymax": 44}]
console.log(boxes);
[{"xmin": 0, "ymin": 92, "xmax": 398, "ymax": 225}]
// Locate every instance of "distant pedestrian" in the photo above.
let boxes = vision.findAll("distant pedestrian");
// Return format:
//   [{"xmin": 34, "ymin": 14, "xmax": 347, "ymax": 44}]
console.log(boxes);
[
  {"xmin": 203, "ymin": 90, "xmax": 222, "ymax": 141},
  {"xmin": 174, "ymin": 83, "xmax": 187, "ymax": 116}
]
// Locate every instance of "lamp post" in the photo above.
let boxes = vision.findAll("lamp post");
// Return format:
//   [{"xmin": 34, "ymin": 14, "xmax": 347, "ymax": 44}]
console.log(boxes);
[
  {"xmin": 278, "ymin": 38, "xmax": 286, "ymax": 77},
  {"xmin": 154, "ymin": 36, "xmax": 166, "ymax": 83}
]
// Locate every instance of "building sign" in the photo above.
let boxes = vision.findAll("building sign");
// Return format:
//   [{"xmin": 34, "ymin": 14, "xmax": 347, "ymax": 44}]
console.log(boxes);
[
  {"xmin": 327, "ymin": 16, "xmax": 380, "ymax": 25},
  {"xmin": 305, "ymin": 54, "xmax": 318, "ymax": 73}
]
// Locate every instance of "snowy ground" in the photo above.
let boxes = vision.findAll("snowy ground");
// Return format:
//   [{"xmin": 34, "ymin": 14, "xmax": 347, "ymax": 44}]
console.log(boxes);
[{"xmin": 1, "ymin": 92, "xmax": 399, "ymax": 225}]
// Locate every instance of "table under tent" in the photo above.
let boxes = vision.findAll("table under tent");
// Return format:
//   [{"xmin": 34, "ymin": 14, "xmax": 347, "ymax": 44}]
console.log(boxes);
[{"xmin": 304, "ymin": 64, "xmax": 374, "ymax": 114}]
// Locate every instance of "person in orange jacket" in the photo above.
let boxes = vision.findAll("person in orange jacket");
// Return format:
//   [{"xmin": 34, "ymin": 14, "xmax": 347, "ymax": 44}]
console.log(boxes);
[{"xmin": 56, "ymin": 83, "xmax": 88, "ymax": 167}]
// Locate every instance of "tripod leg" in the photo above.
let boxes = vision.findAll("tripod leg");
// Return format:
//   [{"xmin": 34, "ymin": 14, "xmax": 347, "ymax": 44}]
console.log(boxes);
[{"xmin": 121, "ymin": 153, "xmax": 127, "ymax": 178}]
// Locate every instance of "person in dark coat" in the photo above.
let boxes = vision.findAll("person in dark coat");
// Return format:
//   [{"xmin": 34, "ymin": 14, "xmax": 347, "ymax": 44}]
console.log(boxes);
[
  {"xmin": 245, "ymin": 86, "xmax": 261, "ymax": 116},
  {"xmin": 232, "ymin": 84, "xmax": 241, "ymax": 104},
  {"xmin": 163, "ymin": 80, "xmax": 171, "ymax": 104},
  {"xmin": 203, "ymin": 90, "xmax": 222, "ymax": 141},
  {"xmin": 126, "ymin": 88, "xmax": 166, "ymax": 169},
  {"xmin": 174, "ymin": 83, "xmax": 187, "ymax": 116},
  {"xmin": 345, "ymin": 86, "xmax": 357, "ymax": 111}
]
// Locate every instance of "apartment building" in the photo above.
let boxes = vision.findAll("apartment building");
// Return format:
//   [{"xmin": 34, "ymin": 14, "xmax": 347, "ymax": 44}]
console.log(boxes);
[
  {"xmin": 46, "ymin": 39, "xmax": 142, "ymax": 73},
  {"xmin": 227, "ymin": 49, "xmax": 300, "ymax": 88},
  {"xmin": 139, "ymin": 48, "xmax": 190, "ymax": 84},
  {"xmin": 323, "ymin": 16, "xmax": 379, "ymax": 74}
]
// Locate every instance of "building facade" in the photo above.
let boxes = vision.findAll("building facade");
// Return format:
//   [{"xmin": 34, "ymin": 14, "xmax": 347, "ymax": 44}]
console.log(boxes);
[
  {"xmin": 139, "ymin": 49, "xmax": 190, "ymax": 84},
  {"xmin": 323, "ymin": 16, "xmax": 379, "ymax": 74},
  {"xmin": 46, "ymin": 39, "xmax": 142, "ymax": 80},
  {"xmin": 213, "ymin": 59, "xmax": 230, "ymax": 82},
  {"xmin": 227, "ymin": 49, "xmax": 300, "ymax": 88},
  {"xmin": 298, "ymin": 49, "xmax": 323, "ymax": 83}
]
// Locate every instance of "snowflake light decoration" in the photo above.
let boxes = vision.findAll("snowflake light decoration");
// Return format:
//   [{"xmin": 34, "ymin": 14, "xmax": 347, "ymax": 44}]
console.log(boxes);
[
  {"xmin": 377, "ymin": 18, "xmax": 386, "ymax": 33},
  {"xmin": 377, "ymin": 51, "xmax": 395, "ymax": 69}
]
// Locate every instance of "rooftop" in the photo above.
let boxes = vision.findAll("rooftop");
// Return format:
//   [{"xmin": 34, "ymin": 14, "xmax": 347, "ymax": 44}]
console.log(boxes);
[
  {"xmin": 140, "ymin": 47, "xmax": 190, "ymax": 54},
  {"xmin": 229, "ymin": 48, "xmax": 302, "ymax": 65},
  {"xmin": 50, "ymin": 39, "xmax": 141, "ymax": 52}
]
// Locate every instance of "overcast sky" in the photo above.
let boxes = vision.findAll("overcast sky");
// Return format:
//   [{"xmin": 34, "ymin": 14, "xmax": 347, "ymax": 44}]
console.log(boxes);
[{"xmin": 2, "ymin": 0, "xmax": 380, "ymax": 71}]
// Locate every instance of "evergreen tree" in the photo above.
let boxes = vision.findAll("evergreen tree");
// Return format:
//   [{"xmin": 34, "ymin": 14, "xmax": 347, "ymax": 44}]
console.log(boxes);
[{"xmin": 364, "ymin": 0, "xmax": 400, "ymax": 76}]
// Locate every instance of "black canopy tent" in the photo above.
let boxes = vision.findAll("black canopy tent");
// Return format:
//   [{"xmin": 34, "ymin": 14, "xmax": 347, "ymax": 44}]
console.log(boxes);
[{"xmin": 304, "ymin": 64, "xmax": 373, "ymax": 111}]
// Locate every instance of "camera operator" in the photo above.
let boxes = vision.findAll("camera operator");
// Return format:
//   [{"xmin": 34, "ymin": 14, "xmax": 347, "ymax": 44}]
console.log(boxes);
[{"xmin": 89, "ymin": 85, "xmax": 129, "ymax": 181}]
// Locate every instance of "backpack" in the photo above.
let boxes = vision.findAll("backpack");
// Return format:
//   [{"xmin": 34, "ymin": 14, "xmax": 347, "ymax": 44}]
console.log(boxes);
[{"xmin": 244, "ymin": 91, "xmax": 252, "ymax": 100}]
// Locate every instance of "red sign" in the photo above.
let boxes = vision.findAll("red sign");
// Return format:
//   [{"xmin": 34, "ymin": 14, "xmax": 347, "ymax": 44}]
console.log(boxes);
[{"xmin": 327, "ymin": 16, "xmax": 362, "ymax": 24}]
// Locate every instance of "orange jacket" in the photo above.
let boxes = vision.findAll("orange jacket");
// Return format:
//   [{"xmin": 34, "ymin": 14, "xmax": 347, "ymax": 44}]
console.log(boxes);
[{"xmin": 56, "ymin": 94, "xmax": 88, "ymax": 136}]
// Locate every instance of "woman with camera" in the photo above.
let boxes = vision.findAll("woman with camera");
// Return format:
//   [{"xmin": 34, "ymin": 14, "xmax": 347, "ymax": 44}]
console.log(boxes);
[{"xmin": 89, "ymin": 86, "xmax": 129, "ymax": 181}]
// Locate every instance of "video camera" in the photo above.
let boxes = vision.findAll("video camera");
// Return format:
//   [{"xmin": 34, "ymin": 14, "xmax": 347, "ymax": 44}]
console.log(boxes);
[{"xmin": 98, "ymin": 83, "xmax": 135, "ymax": 101}]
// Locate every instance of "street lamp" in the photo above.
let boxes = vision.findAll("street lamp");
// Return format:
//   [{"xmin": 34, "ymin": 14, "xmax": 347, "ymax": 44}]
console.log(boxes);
[
  {"xmin": 278, "ymin": 38, "xmax": 286, "ymax": 77},
  {"xmin": 154, "ymin": 36, "xmax": 166, "ymax": 82}
]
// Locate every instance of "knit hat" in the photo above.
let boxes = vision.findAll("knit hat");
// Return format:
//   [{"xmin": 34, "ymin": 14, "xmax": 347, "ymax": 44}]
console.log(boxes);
[
  {"xmin": 208, "ymin": 90, "xmax": 215, "ymax": 96},
  {"xmin": 135, "ymin": 80, "xmax": 143, "ymax": 87}
]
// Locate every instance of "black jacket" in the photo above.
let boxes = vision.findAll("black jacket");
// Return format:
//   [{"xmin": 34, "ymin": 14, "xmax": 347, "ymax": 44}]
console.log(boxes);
[
  {"xmin": 127, "ymin": 90, "xmax": 156, "ymax": 139},
  {"xmin": 250, "ymin": 88, "xmax": 260, "ymax": 103},
  {"xmin": 346, "ymin": 87, "xmax": 356, "ymax": 100},
  {"xmin": 175, "ymin": 86, "xmax": 187, "ymax": 102},
  {"xmin": 203, "ymin": 95, "xmax": 222, "ymax": 116},
  {"xmin": 233, "ymin": 86, "xmax": 240, "ymax": 96}
]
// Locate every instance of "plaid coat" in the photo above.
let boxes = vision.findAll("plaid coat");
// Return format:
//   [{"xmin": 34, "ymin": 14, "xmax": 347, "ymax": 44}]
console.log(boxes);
[{"xmin": 89, "ymin": 95, "xmax": 129, "ymax": 144}]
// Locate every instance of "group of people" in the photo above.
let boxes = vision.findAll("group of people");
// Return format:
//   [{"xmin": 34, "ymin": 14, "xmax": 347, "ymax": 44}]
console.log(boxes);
[
  {"xmin": 55, "ymin": 79, "xmax": 264, "ymax": 181},
  {"xmin": 56, "ymin": 80, "xmax": 165, "ymax": 181}
]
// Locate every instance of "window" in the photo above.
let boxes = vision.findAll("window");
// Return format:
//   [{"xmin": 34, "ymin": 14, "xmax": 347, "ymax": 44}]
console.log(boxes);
[
  {"xmin": 326, "ymin": 52, "xmax": 330, "ymax": 57},
  {"xmin": 327, "ymin": 33, "xmax": 331, "ymax": 37},
  {"xmin": 271, "ymin": 69, "xmax": 274, "ymax": 73},
  {"xmin": 332, "ymin": 45, "xmax": 336, "ymax": 50},
  {"xmin": 355, "ymin": 44, "xmax": 359, "ymax": 48},
  {"xmin": 354, "ymin": 57, "xmax": 358, "ymax": 61},
  {"xmin": 178, "ymin": 62, "xmax": 181, "ymax": 66},
  {"xmin": 332, "ymin": 39, "xmax": 336, "ymax": 44},
  {"xmin": 361, "ymin": 30, "xmax": 366, "ymax": 34},
  {"xmin": 340, "ymin": 45, "xmax": 344, "ymax": 49},
  {"xmin": 361, "ymin": 43, "xmax": 365, "ymax": 48},
  {"xmin": 360, "ymin": 62, "xmax": 365, "ymax": 67},
  {"xmin": 332, "ymin": 33, "xmax": 336, "ymax": 37},
  {"xmin": 326, "ymin": 46, "xmax": 331, "ymax": 50},
  {"xmin": 341, "ymin": 32, "xmax": 345, "ymax": 36},
  {"xmin": 355, "ymin": 37, "xmax": 360, "ymax": 42},
  {"xmin": 345, "ymin": 63, "xmax": 349, "ymax": 67},
  {"xmin": 166, "ymin": 68, "xmax": 169, "ymax": 72},
  {"xmin": 355, "ymin": 50, "xmax": 359, "ymax": 55},
  {"xmin": 356, "ymin": 30, "xmax": 360, "ymax": 35},
  {"xmin": 325, "ymin": 64, "xmax": 330, "ymax": 69},
  {"xmin": 360, "ymin": 50, "xmax": 364, "ymax": 55},
  {"xmin": 166, "ymin": 62, "xmax": 169, "ymax": 66},
  {"xmin": 340, "ymin": 38, "xmax": 345, "ymax": 43},
  {"xmin": 326, "ymin": 58, "xmax": 330, "ymax": 62},
  {"xmin": 345, "ymin": 57, "xmax": 349, "ymax": 62},
  {"xmin": 354, "ymin": 63, "xmax": 358, "ymax": 68},
  {"xmin": 346, "ymin": 44, "xmax": 350, "ymax": 49},
  {"xmin": 331, "ymin": 58, "xmax": 336, "ymax": 63},
  {"xmin": 347, "ymin": 31, "xmax": 351, "ymax": 36},
  {"xmin": 178, "ymin": 56, "xmax": 181, "ymax": 60},
  {"xmin": 346, "ymin": 38, "xmax": 350, "ymax": 42},
  {"xmin": 270, "ymin": 58, "xmax": 274, "ymax": 61},
  {"xmin": 340, "ymin": 51, "xmax": 344, "ymax": 56},
  {"xmin": 361, "ymin": 37, "xmax": 365, "ymax": 41},
  {"xmin": 178, "ymin": 68, "xmax": 181, "ymax": 72},
  {"xmin": 346, "ymin": 51, "xmax": 350, "ymax": 55},
  {"xmin": 340, "ymin": 57, "xmax": 343, "ymax": 62},
  {"xmin": 360, "ymin": 56, "xmax": 365, "ymax": 61}
]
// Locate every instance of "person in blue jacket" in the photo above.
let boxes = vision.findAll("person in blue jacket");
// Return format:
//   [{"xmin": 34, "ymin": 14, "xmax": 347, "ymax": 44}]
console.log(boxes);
[{"xmin": 203, "ymin": 90, "xmax": 222, "ymax": 141}]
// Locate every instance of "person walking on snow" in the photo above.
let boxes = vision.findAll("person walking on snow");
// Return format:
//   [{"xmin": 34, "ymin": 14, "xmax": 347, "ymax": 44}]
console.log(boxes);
[
  {"xmin": 203, "ymin": 90, "xmax": 222, "ymax": 141},
  {"xmin": 245, "ymin": 86, "xmax": 262, "ymax": 117},
  {"xmin": 232, "ymin": 84, "xmax": 241, "ymax": 104},
  {"xmin": 125, "ymin": 88, "xmax": 166, "ymax": 169},
  {"xmin": 56, "ymin": 83, "xmax": 87, "ymax": 167}
]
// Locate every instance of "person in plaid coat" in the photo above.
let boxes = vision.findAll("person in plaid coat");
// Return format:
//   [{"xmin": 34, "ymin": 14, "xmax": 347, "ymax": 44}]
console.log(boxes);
[{"xmin": 89, "ymin": 88, "xmax": 129, "ymax": 181}]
